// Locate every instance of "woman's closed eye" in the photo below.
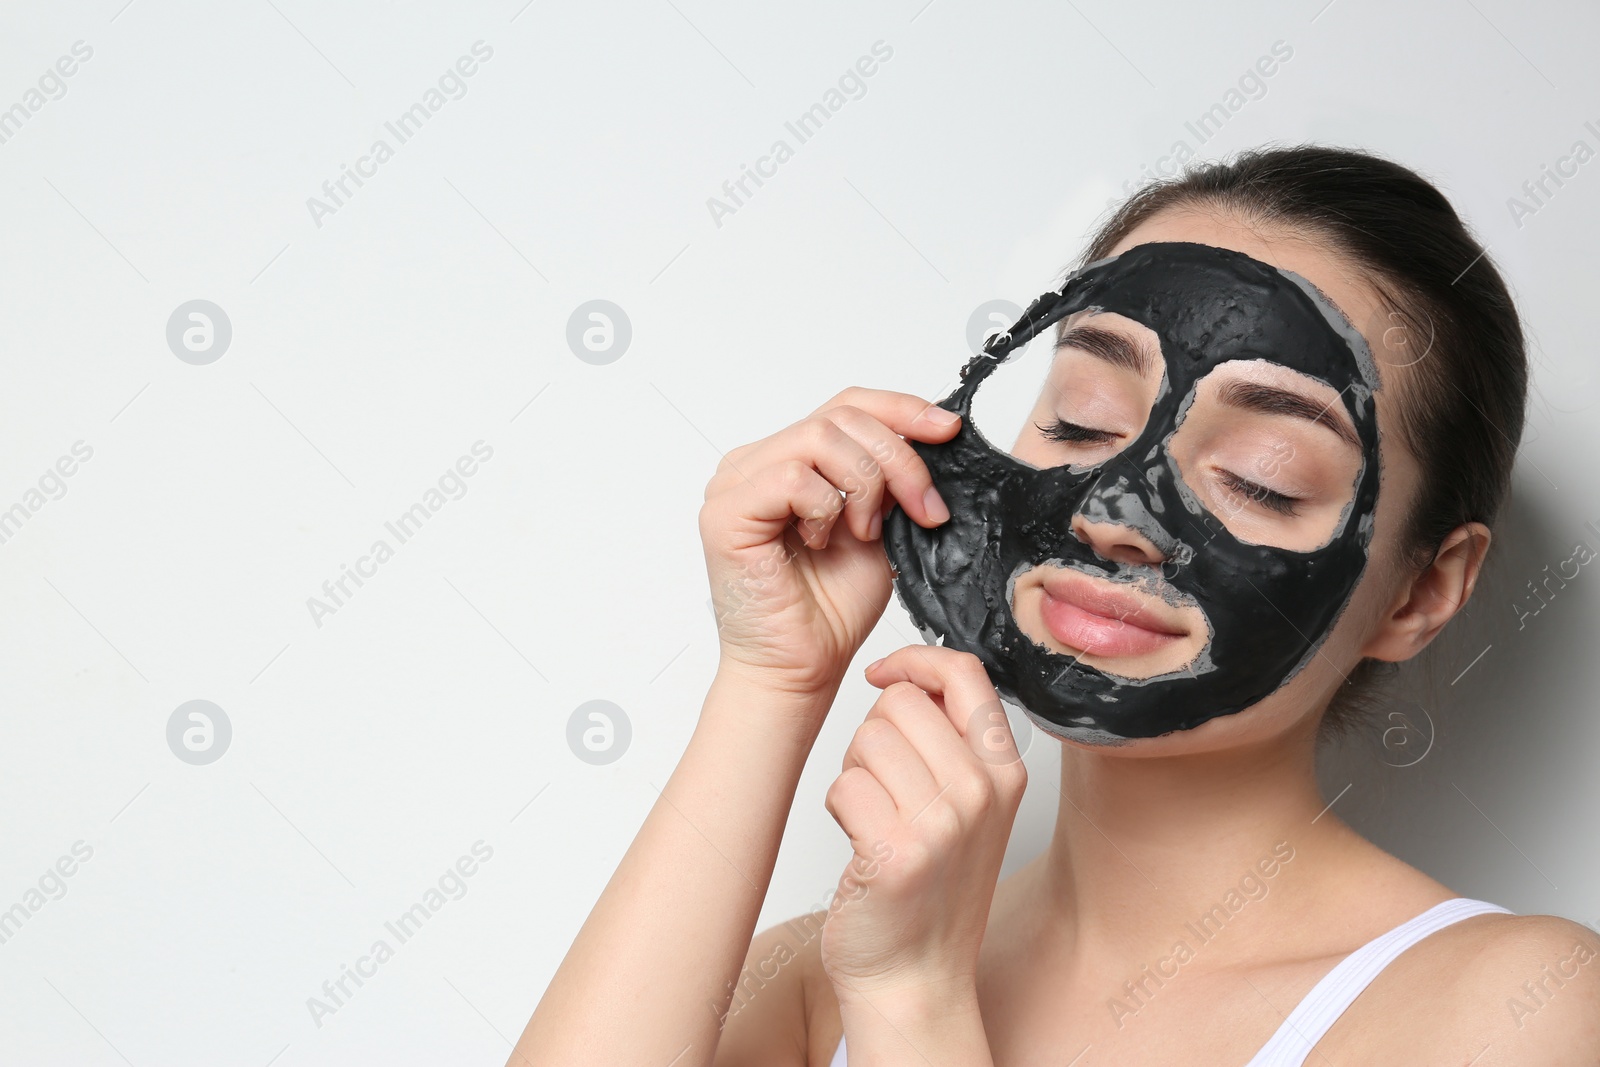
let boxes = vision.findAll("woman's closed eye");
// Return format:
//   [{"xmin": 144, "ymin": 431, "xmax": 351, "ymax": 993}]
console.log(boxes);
[
  {"xmin": 1215, "ymin": 468, "xmax": 1302, "ymax": 516},
  {"xmin": 1035, "ymin": 417, "xmax": 1118, "ymax": 446}
]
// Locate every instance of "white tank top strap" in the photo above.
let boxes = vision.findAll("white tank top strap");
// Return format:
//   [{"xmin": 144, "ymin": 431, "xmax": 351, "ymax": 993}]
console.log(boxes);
[
  {"xmin": 826, "ymin": 897, "xmax": 1513, "ymax": 1067},
  {"xmin": 1240, "ymin": 896, "xmax": 1514, "ymax": 1066}
]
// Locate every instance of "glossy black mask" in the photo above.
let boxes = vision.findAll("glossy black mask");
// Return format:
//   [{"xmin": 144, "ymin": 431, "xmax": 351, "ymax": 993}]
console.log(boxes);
[{"xmin": 883, "ymin": 241, "xmax": 1382, "ymax": 742}]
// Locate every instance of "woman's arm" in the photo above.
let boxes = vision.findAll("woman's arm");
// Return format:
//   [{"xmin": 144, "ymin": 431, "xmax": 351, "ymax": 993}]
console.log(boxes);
[
  {"xmin": 508, "ymin": 667, "xmax": 834, "ymax": 1066},
  {"xmin": 509, "ymin": 388, "xmax": 962, "ymax": 1066}
]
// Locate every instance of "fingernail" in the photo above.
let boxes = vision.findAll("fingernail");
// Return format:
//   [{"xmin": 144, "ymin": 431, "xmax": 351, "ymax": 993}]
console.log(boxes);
[
  {"xmin": 868, "ymin": 510, "xmax": 882, "ymax": 540},
  {"xmin": 921, "ymin": 405, "xmax": 959, "ymax": 426},
  {"xmin": 865, "ymin": 657, "xmax": 885, "ymax": 674},
  {"xmin": 923, "ymin": 486, "xmax": 950, "ymax": 524}
]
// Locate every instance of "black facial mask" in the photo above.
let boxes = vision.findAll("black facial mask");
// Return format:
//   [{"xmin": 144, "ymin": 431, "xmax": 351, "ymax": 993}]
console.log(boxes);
[{"xmin": 882, "ymin": 241, "xmax": 1382, "ymax": 743}]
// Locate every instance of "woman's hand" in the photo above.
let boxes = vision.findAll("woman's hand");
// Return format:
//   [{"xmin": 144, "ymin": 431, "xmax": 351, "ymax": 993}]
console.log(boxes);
[
  {"xmin": 819, "ymin": 646, "xmax": 1028, "ymax": 1011},
  {"xmin": 699, "ymin": 387, "xmax": 959, "ymax": 701}
]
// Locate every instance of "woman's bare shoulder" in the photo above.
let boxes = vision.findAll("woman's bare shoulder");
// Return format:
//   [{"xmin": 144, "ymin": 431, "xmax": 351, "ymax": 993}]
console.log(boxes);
[
  {"xmin": 1327, "ymin": 911, "xmax": 1600, "ymax": 1064},
  {"xmin": 712, "ymin": 910, "xmax": 839, "ymax": 1067}
]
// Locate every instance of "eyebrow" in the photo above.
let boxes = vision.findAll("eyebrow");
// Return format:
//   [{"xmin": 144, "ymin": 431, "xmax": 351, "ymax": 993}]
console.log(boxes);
[
  {"xmin": 1215, "ymin": 378, "xmax": 1362, "ymax": 452},
  {"xmin": 1053, "ymin": 324, "xmax": 1157, "ymax": 379}
]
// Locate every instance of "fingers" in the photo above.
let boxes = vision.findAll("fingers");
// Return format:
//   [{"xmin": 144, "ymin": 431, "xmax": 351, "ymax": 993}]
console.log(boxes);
[
  {"xmin": 824, "ymin": 765, "xmax": 899, "ymax": 857},
  {"xmin": 700, "ymin": 456, "xmax": 850, "ymax": 554},
  {"xmin": 830, "ymin": 699, "xmax": 965, "ymax": 859},
  {"xmin": 780, "ymin": 415, "xmax": 889, "ymax": 545},
  {"xmin": 808, "ymin": 386, "xmax": 963, "ymax": 446},
  {"xmin": 821, "ymin": 402, "xmax": 953, "ymax": 528},
  {"xmin": 860, "ymin": 681, "xmax": 988, "ymax": 793},
  {"xmin": 865, "ymin": 647, "xmax": 1021, "ymax": 768},
  {"xmin": 825, "ymin": 649, "xmax": 1030, "ymax": 920},
  {"xmin": 810, "ymin": 387, "xmax": 960, "ymax": 528},
  {"xmin": 833, "ymin": 652, "xmax": 1026, "ymax": 844},
  {"xmin": 840, "ymin": 716, "xmax": 941, "ymax": 820},
  {"xmin": 704, "ymin": 389, "xmax": 958, "ymax": 545}
]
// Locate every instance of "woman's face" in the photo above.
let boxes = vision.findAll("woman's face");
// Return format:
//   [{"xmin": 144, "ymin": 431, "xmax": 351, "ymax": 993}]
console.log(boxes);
[{"xmin": 1006, "ymin": 209, "xmax": 1423, "ymax": 756}]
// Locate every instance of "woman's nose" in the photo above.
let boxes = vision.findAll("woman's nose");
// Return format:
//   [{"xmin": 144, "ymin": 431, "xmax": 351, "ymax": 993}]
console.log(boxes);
[{"xmin": 1069, "ymin": 512, "xmax": 1168, "ymax": 567}]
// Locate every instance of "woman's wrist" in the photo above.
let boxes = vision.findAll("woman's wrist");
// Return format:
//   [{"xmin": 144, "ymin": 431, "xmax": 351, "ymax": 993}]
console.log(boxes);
[
  {"xmin": 834, "ymin": 978, "xmax": 990, "ymax": 1065},
  {"xmin": 833, "ymin": 969, "xmax": 983, "ymax": 1015},
  {"xmin": 701, "ymin": 659, "xmax": 845, "ymax": 742}
]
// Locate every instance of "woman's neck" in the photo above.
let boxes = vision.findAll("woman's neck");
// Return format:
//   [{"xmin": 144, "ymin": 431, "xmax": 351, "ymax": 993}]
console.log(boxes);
[{"xmin": 1027, "ymin": 725, "xmax": 1364, "ymax": 976}]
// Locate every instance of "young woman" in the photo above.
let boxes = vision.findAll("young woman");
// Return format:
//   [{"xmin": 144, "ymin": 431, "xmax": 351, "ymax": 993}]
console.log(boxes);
[{"xmin": 513, "ymin": 146, "xmax": 1600, "ymax": 1065}]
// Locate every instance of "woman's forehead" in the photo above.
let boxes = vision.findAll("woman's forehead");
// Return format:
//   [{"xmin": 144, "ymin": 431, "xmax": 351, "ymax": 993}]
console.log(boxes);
[
  {"xmin": 1105, "ymin": 213, "xmax": 1389, "ymax": 357},
  {"xmin": 1052, "ymin": 249, "xmax": 1378, "ymax": 385}
]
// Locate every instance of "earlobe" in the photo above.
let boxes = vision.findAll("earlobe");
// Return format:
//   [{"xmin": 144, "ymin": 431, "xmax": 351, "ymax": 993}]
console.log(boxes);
[{"xmin": 1361, "ymin": 524, "xmax": 1492, "ymax": 662}]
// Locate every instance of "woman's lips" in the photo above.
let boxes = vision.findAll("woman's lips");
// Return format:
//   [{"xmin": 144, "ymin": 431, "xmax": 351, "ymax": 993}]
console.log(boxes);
[{"xmin": 1037, "ymin": 571, "xmax": 1189, "ymax": 659}]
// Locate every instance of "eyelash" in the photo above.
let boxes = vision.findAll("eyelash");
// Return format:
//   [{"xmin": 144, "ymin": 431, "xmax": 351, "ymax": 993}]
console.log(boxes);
[
  {"xmin": 1036, "ymin": 418, "xmax": 1116, "ymax": 446},
  {"xmin": 1217, "ymin": 470, "xmax": 1302, "ymax": 516},
  {"xmin": 1037, "ymin": 419, "xmax": 1303, "ymax": 517}
]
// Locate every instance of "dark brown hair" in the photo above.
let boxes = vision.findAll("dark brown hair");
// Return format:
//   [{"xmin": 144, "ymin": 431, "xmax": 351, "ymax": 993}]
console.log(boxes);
[{"xmin": 1075, "ymin": 143, "xmax": 1529, "ymax": 743}]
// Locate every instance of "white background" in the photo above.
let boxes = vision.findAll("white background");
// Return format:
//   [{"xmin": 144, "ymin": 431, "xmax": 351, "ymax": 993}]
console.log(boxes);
[{"xmin": 0, "ymin": 1, "xmax": 1596, "ymax": 1063}]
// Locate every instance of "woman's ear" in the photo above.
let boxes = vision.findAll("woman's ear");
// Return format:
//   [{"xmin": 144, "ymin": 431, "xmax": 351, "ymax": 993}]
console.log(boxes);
[{"xmin": 1361, "ymin": 522, "xmax": 1492, "ymax": 662}]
